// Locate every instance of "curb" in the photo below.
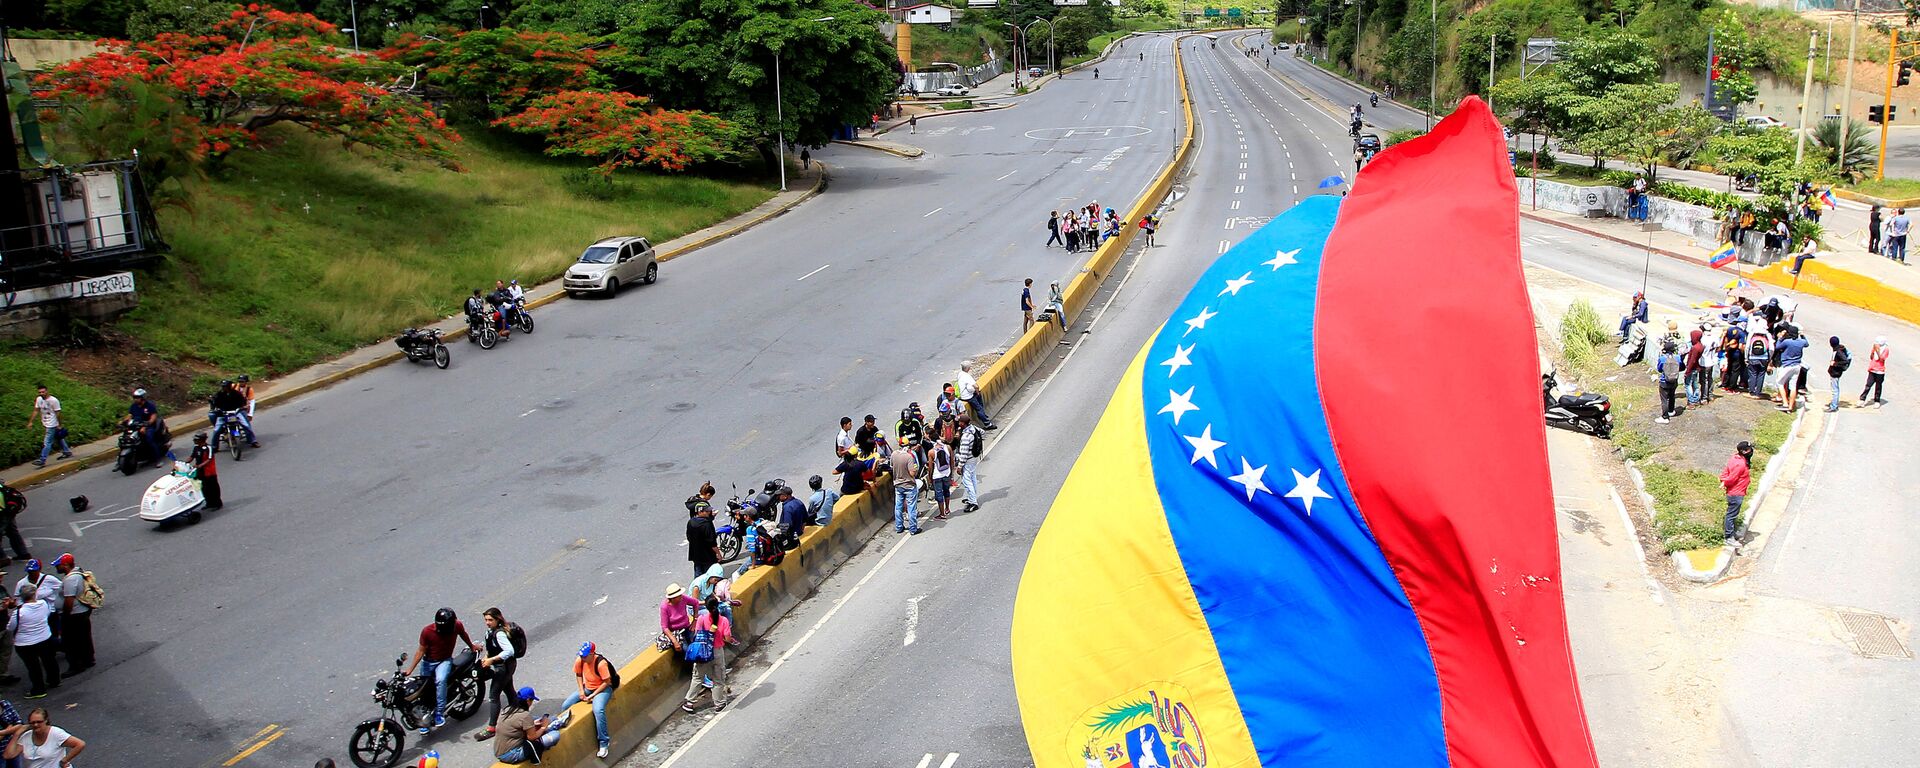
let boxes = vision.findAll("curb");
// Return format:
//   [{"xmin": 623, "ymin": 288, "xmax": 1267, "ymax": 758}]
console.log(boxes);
[
  {"xmin": 1831, "ymin": 186, "xmax": 1920, "ymax": 209},
  {"xmin": 1668, "ymin": 404, "xmax": 1814, "ymax": 583},
  {"xmin": 830, "ymin": 139, "xmax": 925, "ymax": 158},
  {"xmin": 2, "ymin": 167, "xmax": 831, "ymax": 490},
  {"xmin": 1519, "ymin": 211, "xmax": 1712, "ymax": 267},
  {"xmin": 870, "ymin": 102, "xmax": 1016, "ymax": 138}
]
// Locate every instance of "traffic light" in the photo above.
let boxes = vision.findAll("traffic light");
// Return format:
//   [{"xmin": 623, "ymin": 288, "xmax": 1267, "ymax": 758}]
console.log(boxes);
[
  {"xmin": 1901, "ymin": 59, "xmax": 1914, "ymax": 86},
  {"xmin": 1870, "ymin": 104, "xmax": 1890, "ymax": 123}
]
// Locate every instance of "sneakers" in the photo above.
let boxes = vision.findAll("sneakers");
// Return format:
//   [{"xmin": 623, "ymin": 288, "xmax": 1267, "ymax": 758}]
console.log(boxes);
[
  {"xmin": 1654, "ymin": 417, "xmax": 1670, "ymax": 424},
  {"xmin": 681, "ymin": 700, "xmax": 697, "ymax": 713},
  {"xmin": 473, "ymin": 727, "xmax": 495, "ymax": 741},
  {"xmin": 59, "ymin": 451, "xmax": 71, "ymax": 459},
  {"xmin": 418, "ymin": 723, "xmax": 431, "ymax": 735},
  {"xmin": 29, "ymin": 460, "xmax": 43, "ymax": 468},
  {"xmin": 597, "ymin": 744, "xmax": 610, "ymax": 759},
  {"xmin": 432, "ymin": 713, "xmax": 446, "ymax": 729},
  {"xmin": 23, "ymin": 692, "xmax": 45, "ymax": 700}
]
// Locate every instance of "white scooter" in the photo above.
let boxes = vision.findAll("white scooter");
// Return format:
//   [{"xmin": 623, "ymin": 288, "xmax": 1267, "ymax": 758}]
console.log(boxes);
[{"xmin": 140, "ymin": 461, "xmax": 206, "ymax": 526}]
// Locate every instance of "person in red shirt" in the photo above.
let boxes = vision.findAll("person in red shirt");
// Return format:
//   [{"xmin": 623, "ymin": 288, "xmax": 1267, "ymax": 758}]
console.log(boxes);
[
  {"xmin": 402, "ymin": 608, "xmax": 479, "ymax": 733},
  {"xmin": 1720, "ymin": 441, "xmax": 1754, "ymax": 546}
]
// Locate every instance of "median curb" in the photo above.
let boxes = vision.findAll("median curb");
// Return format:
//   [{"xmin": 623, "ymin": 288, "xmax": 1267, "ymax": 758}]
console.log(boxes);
[
  {"xmin": 0, "ymin": 166, "xmax": 830, "ymax": 491},
  {"xmin": 1518, "ymin": 210, "xmax": 1712, "ymax": 267},
  {"xmin": 1670, "ymin": 404, "xmax": 1820, "ymax": 583},
  {"xmin": 829, "ymin": 138, "xmax": 926, "ymax": 158},
  {"xmin": 492, "ymin": 32, "xmax": 1204, "ymax": 768}
]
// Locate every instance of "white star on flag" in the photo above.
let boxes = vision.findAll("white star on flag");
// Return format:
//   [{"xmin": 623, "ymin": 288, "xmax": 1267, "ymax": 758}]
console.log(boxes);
[
  {"xmin": 1183, "ymin": 307, "xmax": 1218, "ymax": 336},
  {"xmin": 1183, "ymin": 425, "xmax": 1225, "ymax": 468},
  {"xmin": 1218, "ymin": 272, "xmax": 1255, "ymax": 296},
  {"xmin": 1264, "ymin": 248, "xmax": 1300, "ymax": 270},
  {"xmin": 1160, "ymin": 344, "xmax": 1195, "ymax": 377},
  {"xmin": 1159, "ymin": 387, "xmax": 1200, "ymax": 425},
  {"xmin": 1285, "ymin": 468, "xmax": 1334, "ymax": 515},
  {"xmin": 1228, "ymin": 458, "xmax": 1270, "ymax": 501}
]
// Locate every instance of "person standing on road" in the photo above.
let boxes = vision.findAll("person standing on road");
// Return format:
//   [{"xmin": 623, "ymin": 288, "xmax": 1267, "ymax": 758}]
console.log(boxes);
[
  {"xmin": 402, "ymin": 608, "xmax": 480, "ymax": 734},
  {"xmin": 561, "ymin": 642, "xmax": 618, "ymax": 758},
  {"xmin": 1022, "ymin": 278, "xmax": 1035, "ymax": 333},
  {"xmin": 1140, "ymin": 214, "xmax": 1157, "ymax": 247},
  {"xmin": 954, "ymin": 361, "xmax": 998, "ymax": 430},
  {"xmin": 1889, "ymin": 208, "xmax": 1911, "ymax": 263},
  {"xmin": 1774, "ymin": 328, "xmax": 1810, "ymax": 411},
  {"xmin": 1826, "ymin": 336, "xmax": 1852, "ymax": 413},
  {"xmin": 686, "ymin": 500, "xmax": 719, "ymax": 579},
  {"xmin": 927, "ymin": 439, "xmax": 954, "ymax": 520},
  {"xmin": 472, "ymin": 607, "xmax": 520, "ymax": 742},
  {"xmin": 1683, "ymin": 330, "xmax": 1707, "ymax": 406},
  {"xmin": 189, "ymin": 433, "xmax": 223, "ymax": 511},
  {"xmin": 1653, "ymin": 340, "xmax": 1682, "ymax": 424},
  {"xmin": 1746, "ymin": 331, "xmax": 1772, "ymax": 399},
  {"xmin": 26, "ymin": 386, "xmax": 70, "ymax": 469},
  {"xmin": 1064, "ymin": 211, "xmax": 1081, "ymax": 253},
  {"xmin": 889, "ymin": 442, "xmax": 922, "ymax": 535},
  {"xmin": 1720, "ymin": 441, "xmax": 1754, "ymax": 545},
  {"xmin": 955, "ymin": 414, "xmax": 984, "ymax": 513},
  {"xmin": 680, "ymin": 598, "xmax": 733, "ymax": 713},
  {"xmin": 854, "ymin": 414, "xmax": 880, "ymax": 454},
  {"xmin": 1861, "ymin": 336, "xmax": 1890, "ymax": 405},
  {"xmin": 835, "ymin": 416, "xmax": 855, "ymax": 458},
  {"xmin": 659, "ymin": 584, "xmax": 699, "ymax": 651},
  {"xmin": 52, "ymin": 555, "xmax": 91, "ymax": 677},
  {"xmin": 1869, "ymin": 204, "xmax": 1884, "ymax": 256},
  {"xmin": 1721, "ymin": 327, "xmax": 1747, "ymax": 393},
  {"xmin": 3, "ymin": 708, "xmax": 83, "ymax": 767},
  {"xmin": 13, "ymin": 562, "xmax": 57, "ymax": 612},
  {"xmin": 1045, "ymin": 212, "xmax": 1063, "ymax": 248},
  {"xmin": 0, "ymin": 481, "xmax": 31, "ymax": 568},
  {"xmin": 6, "ymin": 587, "xmax": 57, "ymax": 699}
]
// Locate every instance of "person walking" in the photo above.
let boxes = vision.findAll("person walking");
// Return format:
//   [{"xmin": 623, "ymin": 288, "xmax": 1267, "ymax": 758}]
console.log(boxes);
[
  {"xmin": 909, "ymin": 114, "xmax": 918, "ymax": 134},
  {"xmin": 25, "ymin": 387, "xmax": 71, "ymax": 469},
  {"xmin": 680, "ymin": 598, "xmax": 733, "ymax": 713},
  {"xmin": 1889, "ymin": 207, "xmax": 1911, "ymax": 263},
  {"xmin": 889, "ymin": 442, "xmax": 922, "ymax": 535},
  {"xmin": 1021, "ymin": 278, "xmax": 1035, "ymax": 333},
  {"xmin": 1868, "ymin": 204, "xmax": 1884, "ymax": 256},
  {"xmin": 954, "ymin": 360, "xmax": 997, "ymax": 430},
  {"xmin": 1774, "ymin": 328, "xmax": 1810, "ymax": 411},
  {"xmin": 1139, "ymin": 214, "xmax": 1157, "ymax": 247},
  {"xmin": 3, "ymin": 708, "xmax": 83, "ymax": 767},
  {"xmin": 1045, "ymin": 212, "xmax": 1063, "ymax": 248},
  {"xmin": 1653, "ymin": 340, "xmax": 1682, "ymax": 424},
  {"xmin": 6, "ymin": 586, "xmax": 58, "ymax": 699},
  {"xmin": 471, "ymin": 607, "xmax": 521, "ymax": 743},
  {"xmin": 0, "ymin": 481, "xmax": 31, "ymax": 568},
  {"xmin": 560, "ymin": 642, "xmax": 618, "ymax": 758},
  {"xmin": 799, "ymin": 147, "xmax": 811, "ymax": 170},
  {"xmin": 1826, "ymin": 336, "xmax": 1851, "ymax": 412},
  {"xmin": 1861, "ymin": 336, "xmax": 1890, "ymax": 405},
  {"xmin": 955, "ymin": 414, "xmax": 984, "ymax": 513},
  {"xmin": 51, "ymin": 556, "xmax": 91, "ymax": 676},
  {"xmin": 189, "ymin": 433, "xmax": 223, "ymax": 511},
  {"xmin": 1720, "ymin": 441, "xmax": 1753, "ymax": 546},
  {"xmin": 686, "ymin": 500, "xmax": 719, "ymax": 579}
]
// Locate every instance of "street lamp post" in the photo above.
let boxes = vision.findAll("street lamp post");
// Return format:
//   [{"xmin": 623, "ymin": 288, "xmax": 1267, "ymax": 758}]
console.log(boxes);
[
  {"xmin": 1427, "ymin": 0, "xmax": 1436, "ymax": 130},
  {"xmin": 347, "ymin": 0, "xmax": 360, "ymax": 53},
  {"xmin": 775, "ymin": 16, "xmax": 837, "ymax": 193},
  {"xmin": 1003, "ymin": 22, "xmax": 1023, "ymax": 90},
  {"xmin": 1024, "ymin": 19, "xmax": 1056, "ymax": 76},
  {"xmin": 479, "ymin": 4, "xmax": 489, "ymax": 29}
]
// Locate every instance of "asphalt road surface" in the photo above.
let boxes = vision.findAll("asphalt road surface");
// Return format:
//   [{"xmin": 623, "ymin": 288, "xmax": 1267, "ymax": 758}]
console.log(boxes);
[
  {"xmin": 17, "ymin": 34, "xmax": 1184, "ymax": 768},
  {"xmin": 619, "ymin": 30, "xmax": 1920, "ymax": 768}
]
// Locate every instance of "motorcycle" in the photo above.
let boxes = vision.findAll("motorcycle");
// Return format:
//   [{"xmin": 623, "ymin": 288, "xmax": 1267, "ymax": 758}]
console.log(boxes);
[
  {"xmin": 348, "ymin": 650, "xmax": 485, "ymax": 768},
  {"xmin": 465, "ymin": 311, "xmax": 499, "ymax": 350},
  {"xmin": 1614, "ymin": 320, "xmax": 1647, "ymax": 367},
  {"xmin": 394, "ymin": 328, "xmax": 450, "ymax": 370},
  {"xmin": 1370, "ymin": 93, "xmax": 1379, "ymax": 108},
  {"xmin": 719, "ymin": 480, "xmax": 785, "ymax": 562},
  {"xmin": 1544, "ymin": 366, "xmax": 1613, "ymax": 439},
  {"xmin": 209, "ymin": 409, "xmax": 248, "ymax": 461},
  {"xmin": 115, "ymin": 420, "xmax": 173, "ymax": 476},
  {"xmin": 508, "ymin": 300, "xmax": 534, "ymax": 334},
  {"xmin": 139, "ymin": 461, "xmax": 206, "ymax": 526}
]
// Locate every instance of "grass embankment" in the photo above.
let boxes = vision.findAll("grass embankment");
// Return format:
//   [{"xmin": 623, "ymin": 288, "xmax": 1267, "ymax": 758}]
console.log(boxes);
[
  {"xmin": 1846, "ymin": 177, "xmax": 1920, "ymax": 201},
  {"xmin": 0, "ymin": 127, "xmax": 774, "ymax": 468},
  {"xmin": 1557, "ymin": 300, "xmax": 1792, "ymax": 552},
  {"xmin": 906, "ymin": 23, "xmax": 999, "ymax": 69}
]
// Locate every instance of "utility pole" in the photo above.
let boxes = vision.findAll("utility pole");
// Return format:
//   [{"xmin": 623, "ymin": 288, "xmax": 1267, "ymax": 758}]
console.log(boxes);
[
  {"xmin": 1796, "ymin": 32, "xmax": 1815, "ymax": 164},
  {"xmin": 1488, "ymin": 34, "xmax": 1495, "ymax": 112},
  {"xmin": 1879, "ymin": 29, "xmax": 1898, "ymax": 180},
  {"xmin": 1839, "ymin": 0, "xmax": 1858, "ymax": 166},
  {"xmin": 1426, "ymin": 0, "xmax": 1436, "ymax": 130}
]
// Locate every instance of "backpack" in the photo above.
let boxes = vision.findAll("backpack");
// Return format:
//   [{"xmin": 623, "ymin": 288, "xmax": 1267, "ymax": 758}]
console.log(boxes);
[
  {"xmin": 593, "ymin": 653, "xmax": 620, "ymax": 690},
  {"xmin": 507, "ymin": 622, "xmax": 529, "ymax": 661},
  {"xmin": 0, "ymin": 486, "xmax": 22, "ymax": 515},
  {"xmin": 1831, "ymin": 349, "xmax": 1852, "ymax": 377},
  {"xmin": 77, "ymin": 570, "xmax": 105, "ymax": 610},
  {"xmin": 970, "ymin": 428, "xmax": 984, "ymax": 456},
  {"xmin": 752, "ymin": 524, "xmax": 785, "ymax": 566},
  {"xmin": 1656, "ymin": 354, "xmax": 1681, "ymax": 384},
  {"xmin": 1749, "ymin": 338, "xmax": 1767, "ymax": 359},
  {"xmin": 685, "ymin": 623, "xmax": 715, "ymax": 663}
]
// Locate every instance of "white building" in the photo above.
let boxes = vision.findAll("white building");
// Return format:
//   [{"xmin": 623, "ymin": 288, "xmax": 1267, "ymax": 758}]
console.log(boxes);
[{"xmin": 890, "ymin": 3, "xmax": 957, "ymax": 24}]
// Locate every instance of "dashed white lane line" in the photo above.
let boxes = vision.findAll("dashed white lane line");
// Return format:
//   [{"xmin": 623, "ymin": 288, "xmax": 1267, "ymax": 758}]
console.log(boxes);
[
  {"xmin": 1234, "ymin": 185, "xmax": 1244, "ymax": 193},
  {"xmin": 1231, "ymin": 200, "xmax": 1241, "ymax": 210},
  {"xmin": 1218, "ymin": 240, "xmax": 1231, "ymax": 253},
  {"xmin": 923, "ymin": 207, "xmax": 943, "ymax": 217},
  {"xmin": 797, "ymin": 264, "xmax": 831, "ymax": 281},
  {"xmin": 996, "ymin": 169, "xmax": 1018, "ymax": 181},
  {"xmin": 938, "ymin": 754, "xmax": 959, "ymax": 768}
]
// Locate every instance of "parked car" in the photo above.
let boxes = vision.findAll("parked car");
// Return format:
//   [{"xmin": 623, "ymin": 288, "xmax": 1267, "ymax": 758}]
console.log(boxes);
[
  {"xmin": 1276, "ymin": 42, "xmax": 1291, "ymax": 49},
  {"xmin": 1027, "ymin": 66, "xmax": 1043, "ymax": 78},
  {"xmin": 934, "ymin": 85, "xmax": 970, "ymax": 97},
  {"xmin": 1741, "ymin": 115, "xmax": 1787, "ymax": 129},
  {"xmin": 565, "ymin": 236, "xmax": 657, "ymax": 297}
]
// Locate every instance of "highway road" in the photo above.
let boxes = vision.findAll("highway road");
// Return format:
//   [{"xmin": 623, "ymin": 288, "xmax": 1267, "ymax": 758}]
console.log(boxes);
[
  {"xmin": 617, "ymin": 29, "xmax": 1920, "ymax": 768},
  {"xmin": 16, "ymin": 34, "xmax": 1184, "ymax": 768}
]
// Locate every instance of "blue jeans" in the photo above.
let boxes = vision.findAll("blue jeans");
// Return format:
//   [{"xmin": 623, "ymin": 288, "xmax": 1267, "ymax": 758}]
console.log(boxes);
[
  {"xmin": 209, "ymin": 411, "xmax": 255, "ymax": 447},
  {"xmin": 964, "ymin": 394, "xmax": 994, "ymax": 427},
  {"xmin": 37, "ymin": 427, "xmax": 69, "ymax": 463},
  {"xmin": 1724, "ymin": 494, "xmax": 1745, "ymax": 541},
  {"xmin": 894, "ymin": 483, "xmax": 920, "ymax": 532},
  {"xmin": 422, "ymin": 659, "xmax": 452, "ymax": 718},
  {"xmin": 1830, "ymin": 376, "xmax": 1842, "ymax": 410},
  {"xmin": 1748, "ymin": 363, "xmax": 1768, "ymax": 397},
  {"xmin": 961, "ymin": 460, "xmax": 980, "ymax": 505},
  {"xmin": 560, "ymin": 688, "xmax": 611, "ymax": 747}
]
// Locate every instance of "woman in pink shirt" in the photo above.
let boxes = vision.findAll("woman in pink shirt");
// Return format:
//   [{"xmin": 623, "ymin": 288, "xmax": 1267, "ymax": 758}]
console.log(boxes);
[
  {"xmin": 1720, "ymin": 441, "xmax": 1753, "ymax": 545},
  {"xmin": 1861, "ymin": 337, "xmax": 1891, "ymax": 405},
  {"xmin": 658, "ymin": 583, "xmax": 700, "ymax": 652}
]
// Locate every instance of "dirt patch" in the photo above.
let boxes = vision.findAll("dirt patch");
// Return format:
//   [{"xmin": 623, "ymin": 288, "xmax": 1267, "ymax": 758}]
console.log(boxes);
[
  {"xmin": 41, "ymin": 329, "xmax": 220, "ymax": 409},
  {"xmin": 1595, "ymin": 367, "xmax": 1782, "ymax": 475}
]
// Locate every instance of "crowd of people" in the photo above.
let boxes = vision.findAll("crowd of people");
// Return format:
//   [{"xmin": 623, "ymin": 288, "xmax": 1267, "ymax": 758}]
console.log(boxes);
[{"xmin": 1043, "ymin": 202, "xmax": 1159, "ymax": 253}]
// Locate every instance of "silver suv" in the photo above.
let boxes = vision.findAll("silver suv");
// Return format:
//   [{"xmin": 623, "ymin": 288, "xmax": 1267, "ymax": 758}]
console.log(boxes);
[{"xmin": 565, "ymin": 236, "xmax": 657, "ymax": 297}]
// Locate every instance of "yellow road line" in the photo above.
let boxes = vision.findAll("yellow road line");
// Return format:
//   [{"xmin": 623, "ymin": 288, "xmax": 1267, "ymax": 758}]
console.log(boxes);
[{"xmin": 221, "ymin": 725, "xmax": 284, "ymax": 766}]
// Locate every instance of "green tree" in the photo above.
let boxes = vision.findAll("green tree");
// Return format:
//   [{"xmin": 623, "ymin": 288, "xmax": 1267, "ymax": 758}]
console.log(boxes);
[
  {"xmin": 127, "ymin": 0, "xmax": 242, "ymax": 40},
  {"xmin": 1564, "ymin": 82, "xmax": 1717, "ymax": 180},
  {"xmin": 1706, "ymin": 9, "xmax": 1759, "ymax": 108},
  {"xmin": 1490, "ymin": 73, "xmax": 1577, "ymax": 142},
  {"xmin": 603, "ymin": 0, "xmax": 900, "ymax": 155},
  {"xmin": 1812, "ymin": 118, "xmax": 1873, "ymax": 179},
  {"xmin": 1557, "ymin": 27, "xmax": 1659, "ymax": 94}
]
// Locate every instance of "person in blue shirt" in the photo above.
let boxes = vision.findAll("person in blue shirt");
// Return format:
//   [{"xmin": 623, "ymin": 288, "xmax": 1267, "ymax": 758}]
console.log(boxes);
[
  {"xmin": 119, "ymin": 389, "xmax": 164, "ymax": 466},
  {"xmin": 1773, "ymin": 328, "xmax": 1811, "ymax": 411},
  {"xmin": 774, "ymin": 486, "xmax": 808, "ymax": 550},
  {"xmin": 1617, "ymin": 293, "xmax": 1649, "ymax": 340}
]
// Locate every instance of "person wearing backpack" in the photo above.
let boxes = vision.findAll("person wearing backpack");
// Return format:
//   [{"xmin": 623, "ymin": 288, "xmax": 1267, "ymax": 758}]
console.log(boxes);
[
  {"xmin": 955, "ymin": 414, "xmax": 985, "ymax": 512},
  {"xmin": 680, "ymin": 598, "xmax": 733, "ymax": 714},
  {"xmin": 1826, "ymin": 336, "xmax": 1851, "ymax": 412},
  {"xmin": 561, "ymin": 642, "xmax": 619, "ymax": 759},
  {"xmin": 52, "ymin": 555, "xmax": 93, "ymax": 676},
  {"xmin": 927, "ymin": 439, "xmax": 954, "ymax": 520},
  {"xmin": 1746, "ymin": 332, "xmax": 1772, "ymax": 399},
  {"xmin": 0, "ymin": 481, "xmax": 30, "ymax": 568},
  {"xmin": 472, "ymin": 607, "xmax": 526, "ymax": 743},
  {"xmin": 1653, "ymin": 340, "xmax": 1683, "ymax": 424}
]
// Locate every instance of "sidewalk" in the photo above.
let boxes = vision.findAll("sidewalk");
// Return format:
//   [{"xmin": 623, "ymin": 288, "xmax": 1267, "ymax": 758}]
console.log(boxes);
[{"xmin": 0, "ymin": 164, "xmax": 830, "ymax": 490}]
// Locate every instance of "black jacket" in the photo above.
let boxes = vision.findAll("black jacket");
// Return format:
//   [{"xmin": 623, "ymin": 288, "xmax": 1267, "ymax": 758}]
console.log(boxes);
[{"xmin": 686, "ymin": 516, "xmax": 717, "ymax": 564}]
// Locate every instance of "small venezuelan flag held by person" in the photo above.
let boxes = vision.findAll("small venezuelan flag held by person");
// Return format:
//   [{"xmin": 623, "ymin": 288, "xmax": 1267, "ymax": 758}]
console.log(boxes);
[
  {"xmin": 1010, "ymin": 97, "xmax": 1598, "ymax": 768},
  {"xmin": 1710, "ymin": 241, "xmax": 1739, "ymax": 269},
  {"xmin": 1820, "ymin": 187, "xmax": 1837, "ymax": 209}
]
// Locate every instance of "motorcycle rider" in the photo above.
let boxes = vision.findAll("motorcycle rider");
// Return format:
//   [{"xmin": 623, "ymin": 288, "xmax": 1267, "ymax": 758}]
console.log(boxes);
[
  {"xmin": 464, "ymin": 289, "xmax": 488, "ymax": 330},
  {"xmin": 118, "ymin": 389, "xmax": 164, "ymax": 467},
  {"xmin": 1370, "ymin": 92, "xmax": 1379, "ymax": 108},
  {"xmin": 189, "ymin": 433, "xmax": 223, "ymax": 511},
  {"xmin": 207, "ymin": 381, "xmax": 258, "ymax": 451},
  {"xmin": 489, "ymin": 281, "xmax": 517, "ymax": 334},
  {"xmin": 402, "ymin": 608, "xmax": 480, "ymax": 734}
]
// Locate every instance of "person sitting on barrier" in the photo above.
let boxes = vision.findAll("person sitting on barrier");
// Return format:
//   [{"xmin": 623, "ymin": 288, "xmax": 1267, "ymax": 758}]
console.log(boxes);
[
  {"xmin": 1617, "ymin": 292, "xmax": 1648, "ymax": 340},
  {"xmin": 1043, "ymin": 282, "xmax": 1067, "ymax": 331},
  {"xmin": 806, "ymin": 474, "xmax": 839, "ymax": 527},
  {"xmin": 658, "ymin": 584, "xmax": 699, "ymax": 652},
  {"xmin": 493, "ymin": 687, "xmax": 562, "ymax": 764},
  {"xmin": 559, "ymin": 643, "xmax": 619, "ymax": 759},
  {"xmin": 693, "ymin": 564, "xmax": 736, "ymax": 624}
]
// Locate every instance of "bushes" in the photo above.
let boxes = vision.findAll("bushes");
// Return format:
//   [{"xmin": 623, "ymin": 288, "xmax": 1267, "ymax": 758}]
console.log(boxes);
[
  {"xmin": 1641, "ymin": 463, "xmax": 1730, "ymax": 551},
  {"xmin": 1558, "ymin": 299, "xmax": 1610, "ymax": 370},
  {"xmin": 1384, "ymin": 128, "xmax": 1426, "ymax": 147},
  {"xmin": 1652, "ymin": 182, "xmax": 1743, "ymax": 212}
]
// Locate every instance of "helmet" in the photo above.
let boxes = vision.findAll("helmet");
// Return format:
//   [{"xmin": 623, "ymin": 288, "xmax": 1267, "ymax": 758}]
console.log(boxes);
[
  {"xmin": 193, "ymin": 432, "xmax": 208, "ymax": 443},
  {"xmin": 434, "ymin": 607, "xmax": 456, "ymax": 629},
  {"xmin": 237, "ymin": 374, "xmax": 250, "ymax": 383},
  {"xmin": 133, "ymin": 388, "xmax": 147, "ymax": 398},
  {"xmin": 219, "ymin": 379, "xmax": 232, "ymax": 388}
]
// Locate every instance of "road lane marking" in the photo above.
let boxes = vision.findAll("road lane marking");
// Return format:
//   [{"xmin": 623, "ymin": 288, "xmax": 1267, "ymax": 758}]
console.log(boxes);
[
  {"xmin": 939, "ymin": 754, "xmax": 960, "ymax": 768},
  {"xmin": 996, "ymin": 169, "xmax": 1018, "ymax": 181},
  {"xmin": 1607, "ymin": 487, "xmax": 1666, "ymax": 605},
  {"xmin": 915, "ymin": 756, "xmax": 933, "ymax": 768},
  {"xmin": 1293, "ymin": 185, "xmax": 1299, "ymax": 194},
  {"xmin": 923, "ymin": 207, "xmax": 943, "ymax": 217},
  {"xmin": 797, "ymin": 264, "xmax": 831, "ymax": 281},
  {"xmin": 222, "ymin": 725, "xmax": 285, "ymax": 766},
  {"xmin": 1231, "ymin": 200, "xmax": 1241, "ymax": 210},
  {"xmin": 519, "ymin": 408, "xmax": 536, "ymax": 417},
  {"xmin": 905, "ymin": 595, "xmax": 925, "ymax": 646},
  {"xmin": 1238, "ymin": 173, "xmax": 1246, "ymax": 180},
  {"xmin": 659, "ymin": 534, "xmax": 916, "ymax": 767},
  {"xmin": 1218, "ymin": 240, "xmax": 1230, "ymax": 253},
  {"xmin": 1234, "ymin": 185, "xmax": 1244, "ymax": 193}
]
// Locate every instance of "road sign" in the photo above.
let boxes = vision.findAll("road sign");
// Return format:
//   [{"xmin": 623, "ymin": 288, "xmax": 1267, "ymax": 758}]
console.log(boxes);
[
  {"xmin": 1227, "ymin": 8, "xmax": 1243, "ymax": 16},
  {"xmin": 1204, "ymin": 7, "xmax": 1219, "ymax": 16}
]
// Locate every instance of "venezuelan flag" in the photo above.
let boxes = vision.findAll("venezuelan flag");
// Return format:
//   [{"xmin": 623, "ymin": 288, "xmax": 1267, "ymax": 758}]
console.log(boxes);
[
  {"xmin": 1710, "ymin": 241, "xmax": 1738, "ymax": 269},
  {"xmin": 1011, "ymin": 98, "xmax": 1597, "ymax": 768}
]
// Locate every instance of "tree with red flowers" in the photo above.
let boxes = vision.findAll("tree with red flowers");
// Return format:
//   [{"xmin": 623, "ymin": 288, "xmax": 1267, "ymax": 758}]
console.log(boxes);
[
  {"xmin": 35, "ymin": 5, "xmax": 460, "ymax": 168},
  {"xmin": 493, "ymin": 90, "xmax": 749, "ymax": 173},
  {"xmin": 381, "ymin": 29, "xmax": 605, "ymax": 119}
]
